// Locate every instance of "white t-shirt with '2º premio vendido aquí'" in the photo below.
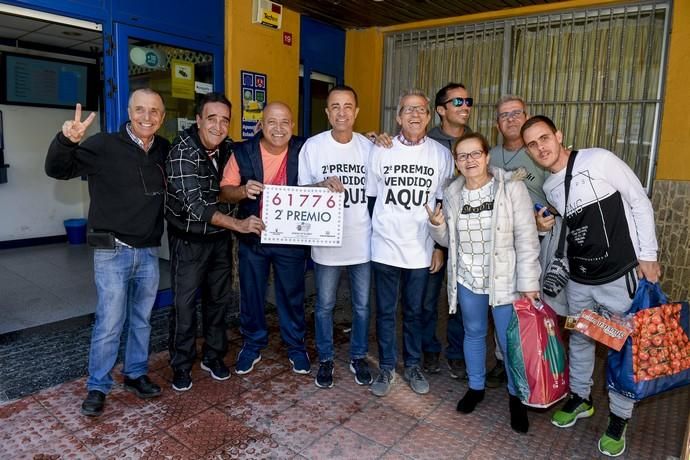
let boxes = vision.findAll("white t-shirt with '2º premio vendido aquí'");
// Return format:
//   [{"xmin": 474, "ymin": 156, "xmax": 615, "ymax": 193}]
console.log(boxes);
[
  {"xmin": 366, "ymin": 137, "xmax": 452, "ymax": 269},
  {"xmin": 298, "ymin": 130, "xmax": 372, "ymax": 266}
]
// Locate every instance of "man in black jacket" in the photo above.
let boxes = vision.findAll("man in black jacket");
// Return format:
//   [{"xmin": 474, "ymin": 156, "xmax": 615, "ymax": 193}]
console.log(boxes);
[
  {"xmin": 165, "ymin": 93, "xmax": 264, "ymax": 392},
  {"xmin": 45, "ymin": 88, "xmax": 168, "ymax": 417},
  {"xmin": 220, "ymin": 102, "xmax": 310, "ymax": 376}
]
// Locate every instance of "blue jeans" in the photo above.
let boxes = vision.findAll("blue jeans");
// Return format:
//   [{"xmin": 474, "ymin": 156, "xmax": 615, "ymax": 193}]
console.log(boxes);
[
  {"xmin": 314, "ymin": 262, "xmax": 371, "ymax": 362},
  {"xmin": 421, "ymin": 257, "xmax": 465, "ymax": 360},
  {"xmin": 87, "ymin": 246, "xmax": 159, "ymax": 393},
  {"xmin": 457, "ymin": 283, "xmax": 516, "ymax": 395},
  {"xmin": 238, "ymin": 242, "xmax": 307, "ymax": 358},
  {"xmin": 373, "ymin": 262, "xmax": 428, "ymax": 371}
]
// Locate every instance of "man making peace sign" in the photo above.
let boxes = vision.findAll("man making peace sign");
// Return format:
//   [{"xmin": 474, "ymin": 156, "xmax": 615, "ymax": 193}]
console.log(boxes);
[{"xmin": 45, "ymin": 88, "xmax": 169, "ymax": 417}]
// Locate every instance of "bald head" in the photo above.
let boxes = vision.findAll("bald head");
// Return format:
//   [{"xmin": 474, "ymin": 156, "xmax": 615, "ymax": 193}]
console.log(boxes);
[{"xmin": 260, "ymin": 102, "xmax": 294, "ymax": 153}]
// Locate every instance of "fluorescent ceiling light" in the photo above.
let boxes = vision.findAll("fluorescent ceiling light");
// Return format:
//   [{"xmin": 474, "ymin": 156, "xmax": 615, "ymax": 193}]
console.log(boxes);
[{"xmin": 0, "ymin": 4, "xmax": 102, "ymax": 31}]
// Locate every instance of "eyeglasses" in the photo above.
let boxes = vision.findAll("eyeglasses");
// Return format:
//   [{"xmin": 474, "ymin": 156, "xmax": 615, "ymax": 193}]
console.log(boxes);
[
  {"xmin": 400, "ymin": 105, "xmax": 429, "ymax": 115},
  {"xmin": 498, "ymin": 109, "xmax": 525, "ymax": 121},
  {"xmin": 454, "ymin": 150, "xmax": 485, "ymax": 162},
  {"xmin": 443, "ymin": 97, "xmax": 473, "ymax": 108}
]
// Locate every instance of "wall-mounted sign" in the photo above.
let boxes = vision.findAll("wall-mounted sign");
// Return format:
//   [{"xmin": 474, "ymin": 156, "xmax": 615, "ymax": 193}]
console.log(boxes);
[
  {"xmin": 171, "ymin": 59, "xmax": 194, "ymax": 100},
  {"xmin": 177, "ymin": 118, "xmax": 196, "ymax": 133},
  {"xmin": 252, "ymin": 0, "xmax": 282, "ymax": 29},
  {"xmin": 283, "ymin": 32, "xmax": 293, "ymax": 46},
  {"xmin": 195, "ymin": 81, "xmax": 213, "ymax": 94},
  {"xmin": 241, "ymin": 70, "xmax": 267, "ymax": 139}
]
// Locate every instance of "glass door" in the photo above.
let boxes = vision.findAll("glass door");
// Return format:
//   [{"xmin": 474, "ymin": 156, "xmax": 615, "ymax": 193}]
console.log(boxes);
[
  {"xmin": 112, "ymin": 24, "xmax": 223, "ymax": 142},
  {"xmin": 112, "ymin": 25, "xmax": 223, "ymax": 259}
]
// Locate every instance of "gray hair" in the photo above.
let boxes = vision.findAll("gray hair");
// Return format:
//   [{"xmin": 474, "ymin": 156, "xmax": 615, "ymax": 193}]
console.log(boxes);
[
  {"xmin": 495, "ymin": 94, "xmax": 525, "ymax": 117},
  {"xmin": 128, "ymin": 88, "xmax": 165, "ymax": 112},
  {"xmin": 396, "ymin": 88, "xmax": 431, "ymax": 115}
]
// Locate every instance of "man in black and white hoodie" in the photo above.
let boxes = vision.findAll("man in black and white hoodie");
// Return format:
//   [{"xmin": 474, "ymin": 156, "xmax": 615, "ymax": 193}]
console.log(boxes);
[{"xmin": 521, "ymin": 115, "xmax": 661, "ymax": 458}]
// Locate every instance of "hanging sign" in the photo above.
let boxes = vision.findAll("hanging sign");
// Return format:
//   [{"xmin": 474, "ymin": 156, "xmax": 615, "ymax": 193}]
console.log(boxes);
[{"xmin": 241, "ymin": 70, "xmax": 267, "ymax": 139}]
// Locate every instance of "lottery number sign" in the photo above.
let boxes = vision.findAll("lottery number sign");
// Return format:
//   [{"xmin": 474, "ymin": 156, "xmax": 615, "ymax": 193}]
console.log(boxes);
[{"xmin": 261, "ymin": 185, "xmax": 344, "ymax": 246}]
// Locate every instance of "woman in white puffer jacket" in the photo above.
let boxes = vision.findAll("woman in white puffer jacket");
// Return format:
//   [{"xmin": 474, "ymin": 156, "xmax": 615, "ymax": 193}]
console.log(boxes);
[{"xmin": 427, "ymin": 131, "xmax": 541, "ymax": 433}]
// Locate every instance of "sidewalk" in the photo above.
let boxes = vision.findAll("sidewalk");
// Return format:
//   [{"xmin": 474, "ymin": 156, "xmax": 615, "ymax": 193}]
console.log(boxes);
[{"xmin": 1, "ymin": 310, "xmax": 687, "ymax": 459}]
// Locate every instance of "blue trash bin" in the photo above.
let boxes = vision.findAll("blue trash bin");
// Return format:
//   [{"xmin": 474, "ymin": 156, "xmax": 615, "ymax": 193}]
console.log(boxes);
[{"xmin": 64, "ymin": 218, "xmax": 87, "ymax": 245}]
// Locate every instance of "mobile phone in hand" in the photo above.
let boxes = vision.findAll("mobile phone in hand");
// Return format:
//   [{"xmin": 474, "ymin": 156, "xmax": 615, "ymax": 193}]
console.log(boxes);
[{"xmin": 534, "ymin": 203, "xmax": 552, "ymax": 217}]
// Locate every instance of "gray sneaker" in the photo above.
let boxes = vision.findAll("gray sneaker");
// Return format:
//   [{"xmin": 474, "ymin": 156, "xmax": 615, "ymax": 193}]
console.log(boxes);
[
  {"xmin": 404, "ymin": 365, "xmax": 430, "ymax": 395},
  {"xmin": 371, "ymin": 369, "xmax": 395, "ymax": 397}
]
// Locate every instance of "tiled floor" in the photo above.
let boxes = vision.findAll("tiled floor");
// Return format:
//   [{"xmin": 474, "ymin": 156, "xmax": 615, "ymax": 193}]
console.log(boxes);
[
  {"xmin": 1, "ymin": 316, "xmax": 688, "ymax": 459},
  {"xmin": 0, "ymin": 243, "xmax": 171, "ymax": 334},
  {"xmin": 1, "ymin": 244, "xmax": 688, "ymax": 458}
]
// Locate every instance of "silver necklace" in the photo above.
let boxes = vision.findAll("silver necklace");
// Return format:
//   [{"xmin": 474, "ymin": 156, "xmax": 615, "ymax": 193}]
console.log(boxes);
[{"xmin": 501, "ymin": 145, "xmax": 524, "ymax": 167}]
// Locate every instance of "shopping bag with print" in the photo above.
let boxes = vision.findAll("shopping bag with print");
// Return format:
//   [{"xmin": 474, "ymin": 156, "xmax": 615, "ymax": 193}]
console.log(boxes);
[
  {"xmin": 506, "ymin": 298, "xmax": 569, "ymax": 408},
  {"xmin": 607, "ymin": 279, "xmax": 690, "ymax": 401}
]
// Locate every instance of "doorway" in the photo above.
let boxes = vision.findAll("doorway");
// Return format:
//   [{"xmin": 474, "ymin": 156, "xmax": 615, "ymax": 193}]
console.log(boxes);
[{"xmin": 298, "ymin": 67, "xmax": 336, "ymax": 137}]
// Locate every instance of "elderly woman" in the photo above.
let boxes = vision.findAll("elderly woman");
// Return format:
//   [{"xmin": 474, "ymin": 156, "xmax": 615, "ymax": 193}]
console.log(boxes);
[{"xmin": 427, "ymin": 132, "xmax": 541, "ymax": 433}]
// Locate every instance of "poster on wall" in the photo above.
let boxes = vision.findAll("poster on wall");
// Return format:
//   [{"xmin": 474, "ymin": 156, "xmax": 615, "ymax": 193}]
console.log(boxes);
[
  {"xmin": 172, "ymin": 59, "xmax": 195, "ymax": 100},
  {"xmin": 241, "ymin": 70, "xmax": 267, "ymax": 139}
]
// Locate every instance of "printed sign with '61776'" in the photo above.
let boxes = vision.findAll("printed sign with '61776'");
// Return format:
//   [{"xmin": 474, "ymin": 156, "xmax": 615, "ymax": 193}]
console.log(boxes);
[{"xmin": 261, "ymin": 185, "xmax": 344, "ymax": 246}]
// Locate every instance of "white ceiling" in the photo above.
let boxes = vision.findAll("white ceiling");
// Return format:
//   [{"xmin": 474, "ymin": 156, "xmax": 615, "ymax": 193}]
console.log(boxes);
[{"xmin": 0, "ymin": 13, "xmax": 102, "ymax": 53}]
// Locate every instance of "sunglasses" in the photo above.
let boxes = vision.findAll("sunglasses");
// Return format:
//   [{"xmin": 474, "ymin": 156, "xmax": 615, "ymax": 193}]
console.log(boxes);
[{"xmin": 443, "ymin": 97, "xmax": 473, "ymax": 108}]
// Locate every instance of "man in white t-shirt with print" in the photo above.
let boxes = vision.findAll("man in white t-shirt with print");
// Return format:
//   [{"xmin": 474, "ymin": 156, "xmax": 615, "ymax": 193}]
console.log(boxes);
[
  {"xmin": 366, "ymin": 88, "xmax": 453, "ymax": 397},
  {"xmin": 298, "ymin": 85, "xmax": 373, "ymax": 390}
]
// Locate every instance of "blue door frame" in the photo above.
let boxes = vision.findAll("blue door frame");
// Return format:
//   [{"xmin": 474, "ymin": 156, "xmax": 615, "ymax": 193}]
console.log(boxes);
[{"xmin": 112, "ymin": 23, "xmax": 224, "ymax": 130}]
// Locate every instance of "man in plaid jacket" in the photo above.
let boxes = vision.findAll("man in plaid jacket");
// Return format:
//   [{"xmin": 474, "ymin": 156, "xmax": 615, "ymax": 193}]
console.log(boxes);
[{"xmin": 165, "ymin": 92, "xmax": 264, "ymax": 392}]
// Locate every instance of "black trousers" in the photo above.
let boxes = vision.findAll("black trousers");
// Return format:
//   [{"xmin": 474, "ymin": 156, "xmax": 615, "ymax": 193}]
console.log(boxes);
[{"xmin": 168, "ymin": 233, "xmax": 232, "ymax": 371}]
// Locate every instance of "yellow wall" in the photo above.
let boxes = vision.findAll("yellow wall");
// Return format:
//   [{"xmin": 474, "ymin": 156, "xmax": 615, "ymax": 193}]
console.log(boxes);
[
  {"xmin": 656, "ymin": 0, "xmax": 690, "ymax": 181},
  {"xmin": 344, "ymin": 0, "xmax": 690, "ymax": 181},
  {"xmin": 225, "ymin": 0, "xmax": 301, "ymax": 140},
  {"xmin": 345, "ymin": 28, "xmax": 383, "ymax": 133}
]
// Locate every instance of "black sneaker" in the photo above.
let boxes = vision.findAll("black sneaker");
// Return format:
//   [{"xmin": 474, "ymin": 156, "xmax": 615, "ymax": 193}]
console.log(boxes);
[
  {"xmin": 123, "ymin": 375, "xmax": 162, "ymax": 399},
  {"xmin": 315, "ymin": 360, "xmax": 335, "ymax": 389},
  {"xmin": 172, "ymin": 369, "xmax": 193, "ymax": 392},
  {"xmin": 486, "ymin": 361, "xmax": 507, "ymax": 388},
  {"xmin": 201, "ymin": 359, "xmax": 231, "ymax": 381},
  {"xmin": 350, "ymin": 358, "xmax": 373, "ymax": 385},
  {"xmin": 81, "ymin": 390, "xmax": 106, "ymax": 417},
  {"xmin": 422, "ymin": 352, "xmax": 441, "ymax": 374},
  {"xmin": 447, "ymin": 359, "xmax": 467, "ymax": 380}
]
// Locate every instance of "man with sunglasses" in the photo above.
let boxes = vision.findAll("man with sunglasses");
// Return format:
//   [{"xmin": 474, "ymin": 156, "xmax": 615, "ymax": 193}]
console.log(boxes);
[
  {"xmin": 419, "ymin": 83, "xmax": 474, "ymax": 380},
  {"xmin": 427, "ymin": 83, "xmax": 474, "ymax": 150},
  {"xmin": 485, "ymin": 95, "xmax": 549, "ymax": 388}
]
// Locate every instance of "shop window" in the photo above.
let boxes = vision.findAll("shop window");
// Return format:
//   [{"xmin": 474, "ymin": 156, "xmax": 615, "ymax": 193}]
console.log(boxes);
[{"xmin": 382, "ymin": 2, "xmax": 669, "ymax": 189}]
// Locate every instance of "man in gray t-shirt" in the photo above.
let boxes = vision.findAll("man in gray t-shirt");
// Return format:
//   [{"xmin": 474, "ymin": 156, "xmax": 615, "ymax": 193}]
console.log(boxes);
[
  {"xmin": 489, "ymin": 95, "xmax": 548, "ymax": 207},
  {"xmin": 486, "ymin": 95, "xmax": 549, "ymax": 388}
]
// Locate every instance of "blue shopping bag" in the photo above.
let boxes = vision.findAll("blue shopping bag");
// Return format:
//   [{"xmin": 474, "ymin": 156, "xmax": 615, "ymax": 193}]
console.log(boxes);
[{"xmin": 607, "ymin": 279, "xmax": 690, "ymax": 401}]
